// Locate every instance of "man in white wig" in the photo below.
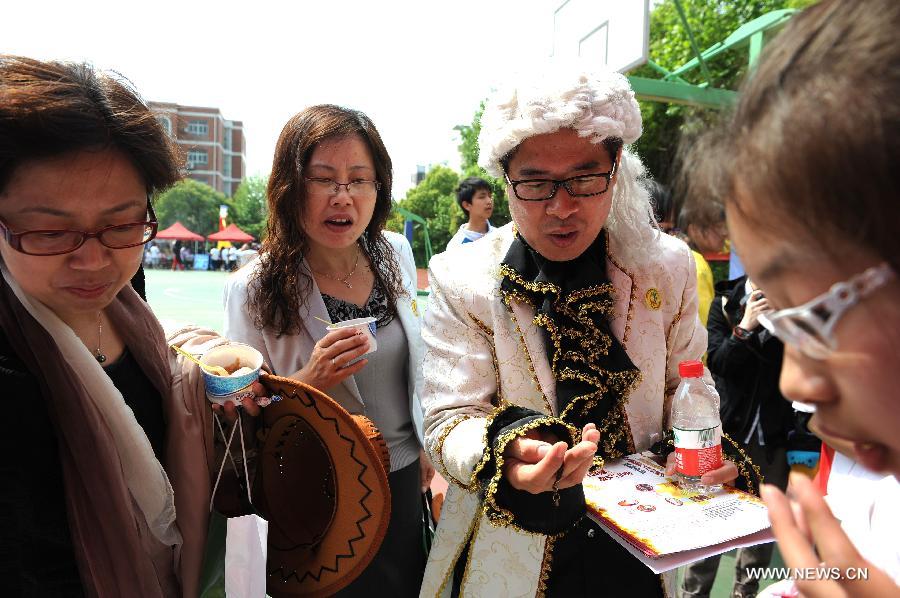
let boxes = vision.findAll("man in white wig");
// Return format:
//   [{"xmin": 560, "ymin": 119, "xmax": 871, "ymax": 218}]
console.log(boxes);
[{"xmin": 419, "ymin": 68, "xmax": 740, "ymax": 596}]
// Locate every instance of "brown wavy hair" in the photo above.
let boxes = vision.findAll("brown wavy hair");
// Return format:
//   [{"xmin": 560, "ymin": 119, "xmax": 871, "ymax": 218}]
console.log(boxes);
[{"xmin": 249, "ymin": 104, "xmax": 404, "ymax": 336}]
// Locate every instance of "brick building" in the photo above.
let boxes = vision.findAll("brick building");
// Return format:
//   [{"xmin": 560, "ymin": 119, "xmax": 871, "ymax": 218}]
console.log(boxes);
[{"xmin": 148, "ymin": 102, "xmax": 246, "ymax": 196}]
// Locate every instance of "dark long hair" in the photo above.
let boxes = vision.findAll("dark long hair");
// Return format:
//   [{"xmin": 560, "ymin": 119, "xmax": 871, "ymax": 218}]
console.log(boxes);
[
  {"xmin": 249, "ymin": 104, "xmax": 403, "ymax": 336},
  {"xmin": 0, "ymin": 55, "xmax": 181, "ymax": 195},
  {"xmin": 683, "ymin": 0, "xmax": 900, "ymax": 273}
]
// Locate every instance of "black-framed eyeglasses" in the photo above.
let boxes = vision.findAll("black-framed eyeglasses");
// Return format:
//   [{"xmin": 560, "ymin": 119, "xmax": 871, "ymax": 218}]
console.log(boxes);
[
  {"xmin": 0, "ymin": 197, "xmax": 158, "ymax": 256},
  {"xmin": 504, "ymin": 160, "xmax": 618, "ymax": 202},
  {"xmin": 304, "ymin": 177, "xmax": 382, "ymax": 199}
]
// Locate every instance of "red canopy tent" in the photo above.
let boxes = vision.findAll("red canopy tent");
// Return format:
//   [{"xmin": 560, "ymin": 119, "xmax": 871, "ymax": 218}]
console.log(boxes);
[
  {"xmin": 155, "ymin": 221, "xmax": 205, "ymax": 241},
  {"xmin": 207, "ymin": 223, "xmax": 255, "ymax": 243}
]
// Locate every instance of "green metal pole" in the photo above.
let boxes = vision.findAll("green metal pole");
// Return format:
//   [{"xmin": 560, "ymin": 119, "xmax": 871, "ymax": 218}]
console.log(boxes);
[
  {"xmin": 629, "ymin": 76, "xmax": 736, "ymax": 108},
  {"xmin": 646, "ymin": 59, "xmax": 690, "ymax": 84},
  {"xmin": 748, "ymin": 31, "xmax": 764, "ymax": 67},
  {"xmin": 673, "ymin": 0, "xmax": 714, "ymax": 84}
]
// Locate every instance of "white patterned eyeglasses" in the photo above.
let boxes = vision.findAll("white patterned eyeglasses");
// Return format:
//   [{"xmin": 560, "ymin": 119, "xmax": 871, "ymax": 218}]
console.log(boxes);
[{"xmin": 758, "ymin": 263, "xmax": 895, "ymax": 359}]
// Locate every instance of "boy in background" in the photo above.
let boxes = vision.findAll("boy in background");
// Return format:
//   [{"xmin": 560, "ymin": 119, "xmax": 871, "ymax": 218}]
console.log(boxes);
[{"xmin": 446, "ymin": 176, "xmax": 494, "ymax": 248}]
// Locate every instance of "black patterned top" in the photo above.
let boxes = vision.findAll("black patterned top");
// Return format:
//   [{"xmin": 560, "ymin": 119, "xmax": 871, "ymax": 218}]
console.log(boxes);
[{"xmin": 321, "ymin": 280, "xmax": 395, "ymax": 329}]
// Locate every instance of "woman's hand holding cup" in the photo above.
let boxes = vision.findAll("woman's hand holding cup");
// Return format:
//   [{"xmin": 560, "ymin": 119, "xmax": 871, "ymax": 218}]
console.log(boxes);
[
  {"xmin": 294, "ymin": 327, "xmax": 370, "ymax": 391},
  {"xmin": 211, "ymin": 382, "xmax": 266, "ymax": 421}
]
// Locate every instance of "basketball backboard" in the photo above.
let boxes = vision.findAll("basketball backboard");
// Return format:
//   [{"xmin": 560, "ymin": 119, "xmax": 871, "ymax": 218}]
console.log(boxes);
[{"xmin": 552, "ymin": 0, "xmax": 650, "ymax": 73}]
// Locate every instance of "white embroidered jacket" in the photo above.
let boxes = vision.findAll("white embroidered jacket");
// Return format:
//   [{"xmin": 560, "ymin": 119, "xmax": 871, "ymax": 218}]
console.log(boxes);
[{"xmin": 419, "ymin": 223, "xmax": 710, "ymax": 597}]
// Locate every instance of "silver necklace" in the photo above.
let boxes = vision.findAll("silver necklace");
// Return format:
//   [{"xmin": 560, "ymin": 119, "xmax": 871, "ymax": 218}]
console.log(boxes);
[
  {"xmin": 95, "ymin": 312, "xmax": 107, "ymax": 363},
  {"xmin": 313, "ymin": 247, "xmax": 361, "ymax": 289}
]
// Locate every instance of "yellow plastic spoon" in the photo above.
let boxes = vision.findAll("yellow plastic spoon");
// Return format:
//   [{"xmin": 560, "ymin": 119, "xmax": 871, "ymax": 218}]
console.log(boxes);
[{"xmin": 170, "ymin": 344, "xmax": 230, "ymax": 377}]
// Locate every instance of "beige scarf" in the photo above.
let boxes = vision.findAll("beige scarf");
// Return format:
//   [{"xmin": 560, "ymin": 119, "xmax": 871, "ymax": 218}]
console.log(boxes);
[{"xmin": 0, "ymin": 265, "xmax": 181, "ymax": 597}]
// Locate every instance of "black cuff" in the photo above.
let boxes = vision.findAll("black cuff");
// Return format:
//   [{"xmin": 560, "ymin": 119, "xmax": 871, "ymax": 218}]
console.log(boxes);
[
  {"xmin": 648, "ymin": 428, "xmax": 675, "ymax": 458},
  {"xmin": 476, "ymin": 405, "xmax": 583, "ymax": 535}
]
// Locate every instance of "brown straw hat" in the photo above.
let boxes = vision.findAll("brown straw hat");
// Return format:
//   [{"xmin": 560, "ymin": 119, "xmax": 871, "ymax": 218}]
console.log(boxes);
[{"xmin": 256, "ymin": 373, "xmax": 391, "ymax": 597}]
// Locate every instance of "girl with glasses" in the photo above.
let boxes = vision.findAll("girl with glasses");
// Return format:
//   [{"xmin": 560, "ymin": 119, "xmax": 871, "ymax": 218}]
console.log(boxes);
[
  {"xmin": 0, "ymin": 56, "xmax": 265, "ymax": 596},
  {"xmin": 224, "ymin": 105, "xmax": 433, "ymax": 596},
  {"xmin": 685, "ymin": 1, "xmax": 900, "ymax": 595}
]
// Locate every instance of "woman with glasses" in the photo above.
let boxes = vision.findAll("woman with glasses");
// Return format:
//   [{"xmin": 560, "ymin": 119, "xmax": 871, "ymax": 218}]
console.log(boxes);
[
  {"xmin": 224, "ymin": 104, "xmax": 432, "ymax": 596},
  {"xmin": 0, "ymin": 56, "xmax": 266, "ymax": 596},
  {"xmin": 686, "ymin": 0, "xmax": 900, "ymax": 594}
]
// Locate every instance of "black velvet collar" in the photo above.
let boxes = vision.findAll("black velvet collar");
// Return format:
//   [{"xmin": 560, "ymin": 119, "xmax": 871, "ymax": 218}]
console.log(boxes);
[{"xmin": 499, "ymin": 229, "xmax": 641, "ymax": 459}]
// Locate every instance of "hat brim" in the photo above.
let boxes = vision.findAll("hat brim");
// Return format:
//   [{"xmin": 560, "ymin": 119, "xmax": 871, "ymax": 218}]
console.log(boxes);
[{"xmin": 257, "ymin": 374, "xmax": 391, "ymax": 597}]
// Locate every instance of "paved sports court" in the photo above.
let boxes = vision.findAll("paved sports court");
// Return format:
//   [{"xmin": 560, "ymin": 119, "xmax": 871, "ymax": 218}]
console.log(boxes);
[{"xmin": 145, "ymin": 269, "xmax": 229, "ymax": 334}]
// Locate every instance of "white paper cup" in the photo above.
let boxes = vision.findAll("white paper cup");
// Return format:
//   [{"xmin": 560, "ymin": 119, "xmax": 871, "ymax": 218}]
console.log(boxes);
[
  {"xmin": 326, "ymin": 316, "xmax": 377, "ymax": 356},
  {"xmin": 200, "ymin": 342, "xmax": 264, "ymax": 405}
]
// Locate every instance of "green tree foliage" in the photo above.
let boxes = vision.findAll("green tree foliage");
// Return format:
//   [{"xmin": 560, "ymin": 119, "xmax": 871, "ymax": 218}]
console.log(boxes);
[
  {"xmin": 231, "ymin": 175, "xmax": 269, "ymax": 241},
  {"xmin": 154, "ymin": 179, "xmax": 227, "ymax": 237},
  {"xmin": 632, "ymin": 0, "xmax": 817, "ymax": 185},
  {"xmin": 454, "ymin": 102, "xmax": 511, "ymax": 226},
  {"xmin": 390, "ymin": 165, "xmax": 461, "ymax": 265}
]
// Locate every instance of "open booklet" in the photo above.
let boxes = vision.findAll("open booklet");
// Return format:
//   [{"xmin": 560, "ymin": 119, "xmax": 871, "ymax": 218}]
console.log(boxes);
[{"xmin": 583, "ymin": 453, "xmax": 774, "ymax": 574}]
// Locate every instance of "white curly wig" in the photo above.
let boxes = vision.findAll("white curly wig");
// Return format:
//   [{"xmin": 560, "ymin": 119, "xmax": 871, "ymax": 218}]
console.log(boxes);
[{"xmin": 478, "ymin": 65, "xmax": 659, "ymax": 266}]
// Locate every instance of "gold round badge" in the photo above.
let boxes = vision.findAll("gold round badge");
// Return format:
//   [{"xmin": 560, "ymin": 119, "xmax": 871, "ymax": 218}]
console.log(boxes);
[{"xmin": 645, "ymin": 288, "xmax": 662, "ymax": 310}]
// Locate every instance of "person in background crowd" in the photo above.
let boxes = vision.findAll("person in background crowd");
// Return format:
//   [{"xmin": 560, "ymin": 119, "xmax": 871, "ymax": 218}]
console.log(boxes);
[
  {"xmin": 685, "ymin": 0, "xmax": 900, "ymax": 594},
  {"xmin": 646, "ymin": 179, "xmax": 676, "ymax": 233},
  {"xmin": 209, "ymin": 244, "xmax": 221, "ymax": 271},
  {"xmin": 148, "ymin": 242, "xmax": 161, "ymax": 269},
  {"xmin": 179, "ymin": 243, "xmax": 192, "ymax": 269},
  {"xmin": 446, "ymin": 176, "xmax": 494, "ymax": 248},
  {"xmin": 677, "ymin": 202, "xmax": 727, "ymax": 327},
  {"xmin": 224, "ymin": 104, "xmax": 433, "ymax": 597},
  {"xmin": 224, "ymin": 245, "xmax": 237, "ymax": 271},
  {"xmin": 171, "ymin": 239, "xmax": 184, "ymax": 270}
]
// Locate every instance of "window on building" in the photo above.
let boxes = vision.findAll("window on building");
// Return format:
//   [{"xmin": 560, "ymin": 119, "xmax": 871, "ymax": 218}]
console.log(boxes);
[
  {"xmin": 187, "ymin": 150, "xmax": 208, "ymax": 168},
  {"xmin": 224, "ymin": 126, "xmax": 233, "ymax": 150},
  {"xmin": 186, "ymin": 120, "xmax": 209, "ymax": 135},
  {"xmin": 224, "ymin": 156, "xmax": 232, "ymax": 178},
  {"xmin": 157, "ymin": 115, "xmax": 172, "ymax": 136}
]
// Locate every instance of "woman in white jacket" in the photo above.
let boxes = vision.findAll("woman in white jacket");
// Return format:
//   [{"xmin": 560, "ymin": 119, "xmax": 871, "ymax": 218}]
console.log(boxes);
[{"xmin": 224, "ymin": 104, "xmax": 432, "ymax": 597}]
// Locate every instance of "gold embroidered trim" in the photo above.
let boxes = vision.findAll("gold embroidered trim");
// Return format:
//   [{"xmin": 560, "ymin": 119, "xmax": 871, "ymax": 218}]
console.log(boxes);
[
  {"xmin": 722, "ymin": 431, "xmax": 764, "ymax": 496},
  {"xmin": 467, "ymin": 312, "xmax": 494, "ymax": 337},
  {"xmin": 499, "ymin": 264, "xmax": 561, "ymax": 295},
  {"xmin": 437, "ymin": 506, "xmax": 482, "ymax": 597},
  {"xmin": 507, "ymin": 306, "xmax": 555, "ymax": 414},
  {"xmin": 621, "ymin": 402, "xmax": 638, "ymax": 454},
  {"xmin": 467, "ymin": 312, "xmax": 503, "ymax": 407},
  {"xmin": 606, "ymin": 249, "xmax": 637, "ymax": 345},
  {"xmin": 500, "ymin": 258, "xmax": 642, "ymax": 460},
  {"xmin": 663, "ymin": 300, "xmax": 684, "ymax": 396},
  {"xmin": 434, "ymin": 415, "xmax": 477, "ymax": 490},
  {"xmin": 458, "ymin": 511, "xmax": 483, "ymax": 594},
  {"xmin": 482, "ymin": 416, "xmax": 579, "ymax": 531},
  {"xmin": 537, "ymin": 534, "xmax": 557, "ymax": 598},
  {"xmin": 468, "ymin": 403, "xmax": 509, "ymax": 489},
  {"xmin": 665, "ymin": 308, "xmax": 683, "ymax": 346}
]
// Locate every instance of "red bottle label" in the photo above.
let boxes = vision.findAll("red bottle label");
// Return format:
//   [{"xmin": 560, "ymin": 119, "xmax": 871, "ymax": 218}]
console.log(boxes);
[{"xmin": 673, "ymin": 425, "xmax": 723, "ymax": 477}]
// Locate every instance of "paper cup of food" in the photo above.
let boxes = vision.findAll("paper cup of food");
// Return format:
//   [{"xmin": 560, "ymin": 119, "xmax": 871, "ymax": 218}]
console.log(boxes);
[
  {"xmin": 326, "ymin": 316, "xmax": 378, "ymax": 356},
  {"xmin": 201, "ymin": 342, "xmax": 264, "ymax": 406}
]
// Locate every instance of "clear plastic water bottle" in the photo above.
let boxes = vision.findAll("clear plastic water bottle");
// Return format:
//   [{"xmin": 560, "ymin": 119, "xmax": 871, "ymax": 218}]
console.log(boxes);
[{"xmin": 672, "ymin": 360, "xmax": 723, "ymax": 493}]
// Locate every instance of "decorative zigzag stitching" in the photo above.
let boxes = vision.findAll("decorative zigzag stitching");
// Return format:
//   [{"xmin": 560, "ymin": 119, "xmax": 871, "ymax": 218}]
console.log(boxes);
[{"xmin": 267, "ymin": 388, "xmax": 379, "ymax": 585}]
